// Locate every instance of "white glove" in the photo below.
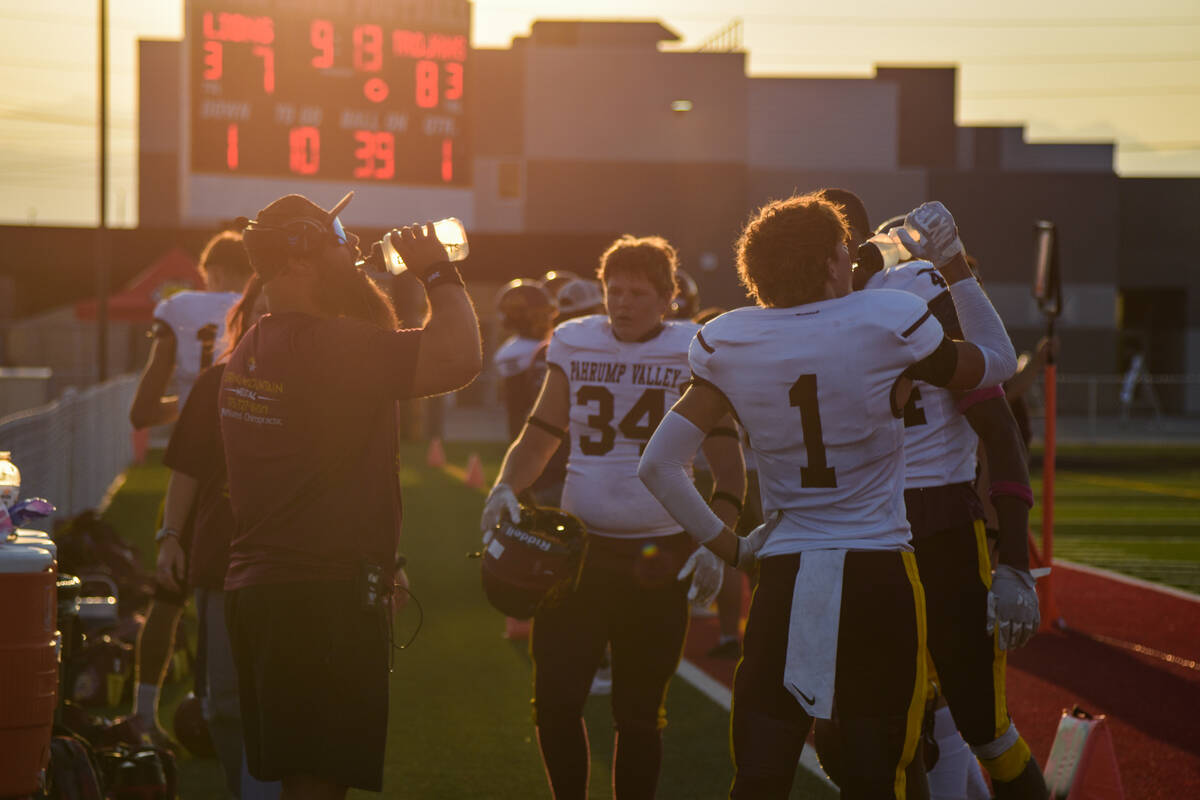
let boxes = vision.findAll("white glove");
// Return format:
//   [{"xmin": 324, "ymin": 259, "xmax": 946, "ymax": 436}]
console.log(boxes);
[
  {"xmin": 735, "ymin": 513, "xmax": 780, "ymax": 572},
  {"xmin": 677, "ymin": 547, "xmax": 725, "ymax": 608},
  {"xmin": 896, "ymin": 201, "xmax": 965, "ymax": 267},
  {"xmin": 987, "ymin": 565, "xmax": 1040, "ymax": 650},
  {"xmin": 480, "ymin": 482, "xmax": 521, "ymax": 533}
]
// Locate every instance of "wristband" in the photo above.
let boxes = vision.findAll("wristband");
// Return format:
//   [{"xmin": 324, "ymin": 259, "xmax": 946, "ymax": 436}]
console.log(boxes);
[
  {"xmin": 956, "ymin": 385, "xmax": 1004, "ymax": 414},
  {"xmin": 155, "ymin": 527, "xmax": 180, "ymax": 543},
  {"xmin": 710, "ymin": 490, "xmax": 744, "ymax": 516},
  {"xmin": 989, "ymin": 481, "xmax": 1034, "ymax": 508},
  {"xmin": 416, "ymin": 261, "xmax": 464, "ymax": 292}
]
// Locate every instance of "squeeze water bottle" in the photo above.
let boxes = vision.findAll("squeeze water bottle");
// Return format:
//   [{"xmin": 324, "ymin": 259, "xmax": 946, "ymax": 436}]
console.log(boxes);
[
  {"xmin": 380, "ymin": 218, "xmax": 469, "ymax": 276},
  {"xmin": 0, "ymin": 452, "xmax": 19, "ymax": 510},
  {"xmin": 856, "ymin": 229, "xmax": 914, "ymax": 275}
]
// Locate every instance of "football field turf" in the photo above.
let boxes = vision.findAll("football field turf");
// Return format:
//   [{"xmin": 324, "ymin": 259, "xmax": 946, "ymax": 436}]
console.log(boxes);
[{"xmin": 98, "ymin": 441, "xmax": 1200, "ymax": 798}]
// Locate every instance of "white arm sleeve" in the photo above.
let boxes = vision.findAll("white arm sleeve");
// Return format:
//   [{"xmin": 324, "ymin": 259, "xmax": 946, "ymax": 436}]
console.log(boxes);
[
  {"xmin": 638, "ymin": 411, "xmax": 726, "ymax": 544},
  {"xmin": 948, "ymin": 279, "xmax": 1018, "ymax": 388}
]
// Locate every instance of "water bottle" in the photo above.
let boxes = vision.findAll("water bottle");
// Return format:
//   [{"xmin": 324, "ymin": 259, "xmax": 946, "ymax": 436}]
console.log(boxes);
[
  {"xmin": 855, "ymin": 230, "xmax": 913, "ymax": 275},
  {"xmin": 0, "ymin": 452, "xmax": 19, "ymax": 510},
  {"xmin": 380, "ymin": 217, "xmax": 469, "ymax": 276}
]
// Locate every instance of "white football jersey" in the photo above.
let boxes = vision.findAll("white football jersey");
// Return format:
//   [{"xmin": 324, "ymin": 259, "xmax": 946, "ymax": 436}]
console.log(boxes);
[
  {"xmin": 493, "ymin": 335, "xmax": 545, "ymax": 378},
  {"xmin": 865, "ymin": 261, "xmax": 977, "ymax": 487},
  {"xmin": 691, "ymin": 290, "xmax": 944, "ymax": 556},
  {"xmin": 153, "ymin": 290, "xmax": 240, "ymax": 408},
  {"xmin": 547, "ymin": 316, "xmax": 698, "ymax": 538}
]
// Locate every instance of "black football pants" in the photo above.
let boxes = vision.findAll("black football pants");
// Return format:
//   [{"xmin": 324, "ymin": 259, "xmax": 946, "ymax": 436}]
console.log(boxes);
[
  {"xmin": 730, "ymin": 550, "xmax": 927, "ymax": 800},
  {"xmin": 531, "ymin": 532, "xmax": 691, "ymax": 800}
]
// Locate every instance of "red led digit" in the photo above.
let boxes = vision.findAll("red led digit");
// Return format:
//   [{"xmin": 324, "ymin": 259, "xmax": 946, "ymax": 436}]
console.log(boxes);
[
  {"xmin": 353, "ymin": 24, "xmax": 383, "ymax": 72},
  {"xmin": 203, "ymin": 41, "xmax": 222, "ymax": 80},
  {"xmin": 289, "ymin": 126, "xmax": 320, "ymax": 175},
  {"xmin": 353, "ymin": 130, "xmax": 374, "ymax": 178},
  {"xmin": 415, "ymin": 60, "xmax": 438, "ymax": 108},
  {"xmin": 441, "ymin": 138, "xmax": 453, "ymax": 182},
  {"xmin": 226, "ymin": 123, "xmax": 238, "ymax": 170},
  {"xmin": 374, "ymin": 133, "xmax": 394, "ymax": 179},
  {"xmin": 445, "ymin": 62, "xmax": 463, "ymax": 101},
  {"xmin": 253, "ymin": 45, "xmax": 275, "ymax": 93},
  {"xmin": 310, "ymin": 19, "xmax": 334, "ymax": 68}
]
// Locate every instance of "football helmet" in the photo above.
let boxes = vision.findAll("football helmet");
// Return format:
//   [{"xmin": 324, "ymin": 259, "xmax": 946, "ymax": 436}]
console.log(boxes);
[
  {"xmin": 540, "ymin": 269, "xmax": 580, "ymax": 299},
  {"xmin": 554, "ymin": 279, "xmax": 605, "ymax": 321},
  {"xmin": 480, "ymin": 504, "xmax": 588, "ymax": 620},
  {"xmin": 669, "ymin": 268, "xmax": 699, "ymax": 319},
  {"xmin": 496, "ymin": 279, "xmax": 554, "ymax": 338}
]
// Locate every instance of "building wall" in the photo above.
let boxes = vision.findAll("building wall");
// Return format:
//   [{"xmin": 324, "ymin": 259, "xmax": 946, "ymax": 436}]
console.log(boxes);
[
  {"xmin": 1120, "ymin": 178, "xmax": 1200, "ymax": 412},
  {"xmin": 522, "ymin": 49, "xmax": 747, "ymax": 164},
  {"xmin": 747, "ymin": 78, "xmax": 898, "ymax": 171}
]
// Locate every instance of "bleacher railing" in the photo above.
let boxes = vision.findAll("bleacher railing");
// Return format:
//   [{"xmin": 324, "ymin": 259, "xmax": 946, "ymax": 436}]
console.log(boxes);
[{"xmin": 0, "ymin": 375, "xmax": 137, "ymax": 519}]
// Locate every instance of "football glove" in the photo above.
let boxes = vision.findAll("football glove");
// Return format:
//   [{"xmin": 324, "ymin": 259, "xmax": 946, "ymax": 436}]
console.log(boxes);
[
  {"xmin": 987, "ymin": 565, "xmax": 1040, "ymax": 650},
  {"xmin": 734, "ymin": 513, "xmax": 780, "ymax": 572},
  {"xmin": 480, "ymin": 482, "xmax": 521, "ymax": 533},
  {"xmin": 896, "ymin": 201, "xmax": 965, "ymax": 267},
  {"xmin": 677, "ymin": 547, "xmax": 725, "ymax": 608}
]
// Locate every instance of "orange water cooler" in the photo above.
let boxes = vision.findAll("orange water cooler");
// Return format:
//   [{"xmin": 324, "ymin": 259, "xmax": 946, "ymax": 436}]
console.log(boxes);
[{"xmin": 0, "ymin": 539, "xmax": 58, "ymax": 796}]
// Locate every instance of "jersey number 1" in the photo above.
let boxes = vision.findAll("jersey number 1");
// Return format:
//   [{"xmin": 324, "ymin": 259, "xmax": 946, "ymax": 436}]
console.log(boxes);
[{"xmin": 789, "ymin": 374, "xmax": 837, "ymax": 488}]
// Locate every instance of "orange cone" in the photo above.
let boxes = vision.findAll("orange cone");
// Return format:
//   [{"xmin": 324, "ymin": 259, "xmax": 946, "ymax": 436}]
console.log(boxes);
[
  {"xmin": 426, "ymin": 437, "xmax": 445, "ymax": 468},
  {"xmin": 505, "ymin": 617, "xmax": 531, "ymax": 640},
  {"xmin": 464, "ymin": 453, "xmax": 485, "ymax": 489},
  {"xmin": 1044, "ymin": 708, "xmax": 1124, "ymax": 799}
]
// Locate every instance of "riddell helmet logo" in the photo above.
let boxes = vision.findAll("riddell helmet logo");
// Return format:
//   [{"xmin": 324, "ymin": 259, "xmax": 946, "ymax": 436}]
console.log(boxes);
[{"xmin": 505, "ymin": 526, "xmax": 552, "ymax": 552}]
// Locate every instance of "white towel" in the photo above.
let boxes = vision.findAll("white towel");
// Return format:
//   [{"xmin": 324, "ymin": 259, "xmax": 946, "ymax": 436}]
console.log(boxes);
[{"xmin": 783, "ymin": 549, "xmax": 847, "ymax": 720}]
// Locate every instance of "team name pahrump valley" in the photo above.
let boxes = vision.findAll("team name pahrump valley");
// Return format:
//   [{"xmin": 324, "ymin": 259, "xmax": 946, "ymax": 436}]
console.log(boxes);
[{"xmin": 569, "ymin": 360, "xmax": 683, "ymax": 388}]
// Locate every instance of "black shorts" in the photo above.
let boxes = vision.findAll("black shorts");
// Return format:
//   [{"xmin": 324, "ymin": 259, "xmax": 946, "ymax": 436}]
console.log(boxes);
[
  {"xmin": 731, "ymin": 550, "xmax": 926, "ymax": 799},
  {"xmin": 225, "ymin": 580, "xmax": 389, "ymax": 791}
]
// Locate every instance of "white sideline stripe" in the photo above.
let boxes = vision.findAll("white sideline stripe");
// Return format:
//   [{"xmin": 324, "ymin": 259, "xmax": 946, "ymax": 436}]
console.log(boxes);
[
  {"xmin": 1056, "ymin": 558, "xmax": 1200, "ymax": 604},
  {"xmin": 675, "ymin": 659, "xmax": 834, "ymax": 786}
]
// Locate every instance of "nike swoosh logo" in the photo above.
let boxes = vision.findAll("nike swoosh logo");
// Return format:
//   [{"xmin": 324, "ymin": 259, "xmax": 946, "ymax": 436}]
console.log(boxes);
[{"xmin": 797, "ymin": 689, "xmax": 815, "ymax": 705}]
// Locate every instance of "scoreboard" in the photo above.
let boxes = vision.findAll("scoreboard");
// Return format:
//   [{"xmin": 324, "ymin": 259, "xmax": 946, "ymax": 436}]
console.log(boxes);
[{"xmin": 183, "ymin": 0, "xmax": 472, "ymax": 221}]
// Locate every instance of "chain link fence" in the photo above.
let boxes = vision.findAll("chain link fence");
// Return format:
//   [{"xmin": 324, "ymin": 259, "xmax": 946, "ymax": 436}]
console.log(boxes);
[{"xmin": 0, "ymin": 375, "xmax": 137, "ymax": 519}]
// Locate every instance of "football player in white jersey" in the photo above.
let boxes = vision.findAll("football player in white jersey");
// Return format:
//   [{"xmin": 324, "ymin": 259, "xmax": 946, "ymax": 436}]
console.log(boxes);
[
  {"xmin": 126, "ymin": 230, "xmax": 252, "ymax": 745},
  {"xmin": 857, "ymin": 214, "xmax": 1047, "ymax": 800},
  {"xmin": 639, "ymin": 195, "xmax": 1019, "ymax": 799},
  {"xmin": 129, "ymin": 230, "xmax": 253, "ymax": 429},
  {"xmin": 493, "ymin": 279, "xmax": 556, "ymax": 439},
  {"xmin": 480, "ymin": 235, "xmax": 745, "ymax": 799}
]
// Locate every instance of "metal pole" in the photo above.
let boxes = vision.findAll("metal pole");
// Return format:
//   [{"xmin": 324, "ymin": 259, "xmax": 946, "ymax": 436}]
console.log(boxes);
[{"xmin": 96, "ymin": 0, "xmax": 110, "ymax": 382}]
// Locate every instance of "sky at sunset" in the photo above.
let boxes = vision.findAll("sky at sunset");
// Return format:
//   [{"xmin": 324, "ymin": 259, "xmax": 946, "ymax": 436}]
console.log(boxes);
[{"xmin": 1, "ymin": 0, "xmax": 1197, "ymax": 227}]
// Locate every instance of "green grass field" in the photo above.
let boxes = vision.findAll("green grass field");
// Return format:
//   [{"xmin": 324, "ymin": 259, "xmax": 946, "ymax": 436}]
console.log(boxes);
[
  {"xmin": 1029, "ymin": 445, "xmax": 1200, "ymax": 593},
  {"xmin": 96, "ymin": 441, "xmax": 1200, "ymax": 798}
]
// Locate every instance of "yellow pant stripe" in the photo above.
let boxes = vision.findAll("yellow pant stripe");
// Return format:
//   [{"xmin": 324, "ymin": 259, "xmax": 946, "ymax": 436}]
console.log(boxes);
[
  {"xmin": 895, "ymin": 551, "xmax": 929, "ymax": 800},
  {"xmin": 974, "ymin": 520, "xmax": 1010, "ymax": 738},
  {"xmin": 980, "ymin": 736, "xmax": 1032, "ymax": 783}
]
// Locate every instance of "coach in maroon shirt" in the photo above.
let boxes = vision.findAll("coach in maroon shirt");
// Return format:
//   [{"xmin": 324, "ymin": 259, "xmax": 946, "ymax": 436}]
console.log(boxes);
[{"xmin": 220, "ymin": 192, "xmax": 481, "ymax": 799}]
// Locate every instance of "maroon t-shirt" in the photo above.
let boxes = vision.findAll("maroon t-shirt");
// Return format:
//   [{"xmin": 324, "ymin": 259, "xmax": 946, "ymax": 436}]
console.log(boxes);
[
  {"xmin": 219, "ymin": 312, "xmax": 421, "ymax": 590},
  {"xmin": 164, "ymin": 363, "xmax": 234, "ymax": 591}
]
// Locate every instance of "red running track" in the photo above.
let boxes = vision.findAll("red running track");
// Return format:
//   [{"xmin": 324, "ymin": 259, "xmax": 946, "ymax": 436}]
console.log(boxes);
[{"xmin": 682, "ymin": 562, "xmax": 1200, "ymax": 799}]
